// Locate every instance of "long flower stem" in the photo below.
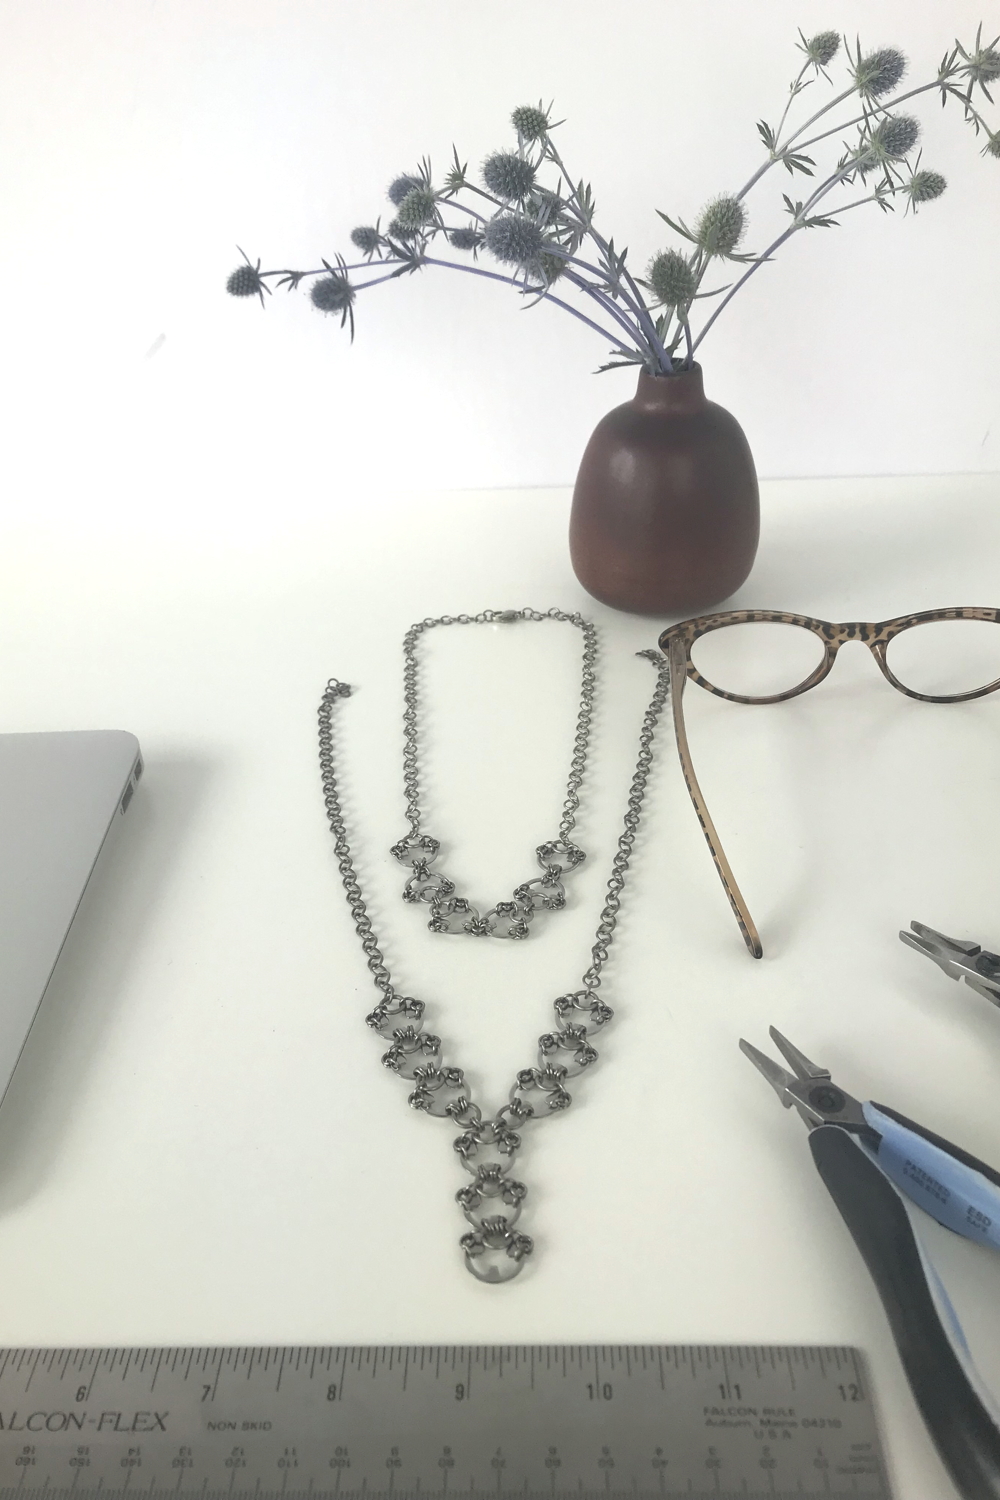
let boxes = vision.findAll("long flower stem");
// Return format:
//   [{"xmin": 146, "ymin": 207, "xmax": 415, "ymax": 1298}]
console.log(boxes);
[
  {"xmin": 782, "ymin": 81, "xmax": 863, "ymax": 149},
  {"xmin": 827, "ymin": 190, "xmax": 886, "ymax": 213},
  {"xmin": 691, "ymin": 162, "xmax": 856, "ymax": 353},
  {"xmin": 559, "ymin": 268, "xmax": 649, "ymax": 351},
  {"xmin": 794, "ymin": 77, "xmax": 946, "ymax": 152},
  {"xmin": 542, "ymin": 139, "xmax": 671, "ymax": 371},
  {"xmin": 434, "ymin": 207, "xmax": 643, "ymax": 333},
  {"xmin": 352, "ymin": 269, "xmax": 416, "ymax": 292},
  {"xmin": 261, "ymin": 259, "xmax": 407, "ymax": 278},
  {"xmin": 737, "ymin": 81, "xmax": 861, "ymax": 200},
  {"xmin": 418, "ymin": 256, "xmax": 632, "ymax": 346},
  {"xmin": 441, "ymin": 183, "xmax": 663, "ymax": 363},
  {"xmin": 773, "ymin": 62, "xmax": 812, "ymax": 144}
]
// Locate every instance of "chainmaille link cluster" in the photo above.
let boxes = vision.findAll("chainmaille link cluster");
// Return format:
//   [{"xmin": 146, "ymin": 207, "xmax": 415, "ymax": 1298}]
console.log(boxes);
[{"xmin": 317, "ymin": 631, "xmax": 671, "ymax": 1281}]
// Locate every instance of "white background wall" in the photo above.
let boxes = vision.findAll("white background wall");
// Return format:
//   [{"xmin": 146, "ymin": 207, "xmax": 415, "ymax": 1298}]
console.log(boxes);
[{"xmin": 1, "ymin": 0, "xmax": 998, "ymax": 524}]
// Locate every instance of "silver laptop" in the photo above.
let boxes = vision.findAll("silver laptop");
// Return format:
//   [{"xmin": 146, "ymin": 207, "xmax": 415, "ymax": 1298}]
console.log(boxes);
[{"xmin": 0, "ymin": 730, "xmax": 142, "ymax": 1105}]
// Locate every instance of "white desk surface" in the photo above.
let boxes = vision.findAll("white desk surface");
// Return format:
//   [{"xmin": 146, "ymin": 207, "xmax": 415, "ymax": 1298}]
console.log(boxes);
[{"xmin": 2, "ymin": 473, "xmax": 1000, "ymax": 1499}]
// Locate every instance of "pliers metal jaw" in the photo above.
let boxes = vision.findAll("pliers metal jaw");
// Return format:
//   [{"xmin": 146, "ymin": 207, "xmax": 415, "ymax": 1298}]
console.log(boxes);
[
  {"xmin": 739, "ymin": 1027, "xmax": 872, "ymax": 1134},
  {"xmin": 743, "ymin": 1027, "xmax": 1000, "ymax": 1500},
  {"xmin": 900, "ymin": 921, "xmax": 1000, "ymax": 1006}
]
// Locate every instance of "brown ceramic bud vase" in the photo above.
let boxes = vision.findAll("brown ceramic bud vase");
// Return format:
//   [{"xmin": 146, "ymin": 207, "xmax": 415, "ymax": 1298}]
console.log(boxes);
[{"xmin": 568, "ymin": 364, "xmax": 759, "ymax": 616}]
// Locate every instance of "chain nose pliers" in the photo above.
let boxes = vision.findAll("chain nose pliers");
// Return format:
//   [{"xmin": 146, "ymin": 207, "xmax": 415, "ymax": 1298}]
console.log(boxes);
[
  {"xmin": 900, "ymin": 921, "xmax": 1000, "ymax": 1007},
  {"xmin": 741, "ymin": 1025, "xmax": 1000, "ymax": 1500}
]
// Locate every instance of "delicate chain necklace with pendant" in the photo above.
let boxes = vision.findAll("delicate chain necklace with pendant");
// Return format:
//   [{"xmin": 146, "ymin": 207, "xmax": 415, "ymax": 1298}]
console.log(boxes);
[
  {"xmin": 391, "ymin": 609, "xmax": 597, "ymax": 939},
  {"xmin": 317, "ymin": 614, "xmax": 671, "ymax": 1282}
]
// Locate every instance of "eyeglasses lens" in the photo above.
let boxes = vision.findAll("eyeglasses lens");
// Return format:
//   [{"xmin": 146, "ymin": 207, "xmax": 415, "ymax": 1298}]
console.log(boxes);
[
  {"xmin": 884, "ymin": 618, "xmax": 1000, "ymax": 698},
  {"xmin": 689, "ymin": 621, "xmax": 825, "ymax": 699}
]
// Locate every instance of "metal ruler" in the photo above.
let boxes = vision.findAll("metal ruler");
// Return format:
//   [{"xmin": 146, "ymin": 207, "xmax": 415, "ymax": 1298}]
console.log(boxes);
[{"xmin": 0, "ymin": 1346, "xmax": 890, "ymax": 1500}]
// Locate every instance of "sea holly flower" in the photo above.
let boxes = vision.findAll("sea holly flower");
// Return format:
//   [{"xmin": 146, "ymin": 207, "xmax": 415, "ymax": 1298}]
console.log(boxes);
[
  {"xmin": 386, "ymin": 216, "xmax": 422, "ymax": 242},
  {"xmin": 350, "ymin": 226, "xmax": 380, "ymax": 255},
  {"xmin": 483, "ymin": 213, "xmax": 545, "ymax": 265},
  {"xmin": 956, "ymin": 30, "xmax": 1000, "ymax": 95},
  {"xmin": 869, "ymin": 113, "xmax": 921, "ymax": 161},
  {"xmin": 695, "ymin": 195, "xmax": 746, "ymax": 257},
  {"xmin": 802, "ymin": 30, "xmax": 841, "ymax": 68},
  {"xmin": 311, "ymin": 272, "xmax": 354, "ymax": 316},
  {"xmin": 904, "ymin": 169, "xmax": 947, "ymax": 207},
  {"xmin": 482, "ymin": 151, "xmax": 537, "ymax": 201},
  {"xmin": 511, "ymin": 104, "xmax": 550, "ymax": 142},
  {"xmin": 449, "ymin": 225, "xmax": 482, "ymax": 250},
  {"xmin": 396, "ymin": 187, "xmax": 437, "ymax": 228},
  {"xmin": 387, "ymin": 174, "xmax": 422, "ymax": 206},
  {"xmin": 646, "ymin": 249, "xmax": 696, "ymax": 309},
  {"xmin": 226, "ymin": 254, "xmax": 268, "ymax": 305},
  {"xmin": 311, "ymin": 268, "xmax": 356, "ymax": 342},
  {"xmin": 851, "ymin": 46, "xmax": 907, "ymax": 98}
]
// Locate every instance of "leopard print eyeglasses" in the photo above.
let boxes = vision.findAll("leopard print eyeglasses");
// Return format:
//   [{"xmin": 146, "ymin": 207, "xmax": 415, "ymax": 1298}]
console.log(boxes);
[{"xmin": 658, "ymin": 607, "xmax": 1000, "ymax": 959}]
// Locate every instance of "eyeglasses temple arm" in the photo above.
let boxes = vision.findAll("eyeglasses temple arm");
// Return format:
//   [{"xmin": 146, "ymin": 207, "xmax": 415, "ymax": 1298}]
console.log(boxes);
[{"xmin": 667, "ymin": 635, "xmax": 763, "ymax": 960}]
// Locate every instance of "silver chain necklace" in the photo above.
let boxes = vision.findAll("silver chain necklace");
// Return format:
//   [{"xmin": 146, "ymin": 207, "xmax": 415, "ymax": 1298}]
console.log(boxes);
[
  {"xmin": 391, "ymin": 609, "xmax": 598, "ymax": 938},
  {"xmin": 317, "ymin": 624, "xmax": 671, "ymax": 1283}
]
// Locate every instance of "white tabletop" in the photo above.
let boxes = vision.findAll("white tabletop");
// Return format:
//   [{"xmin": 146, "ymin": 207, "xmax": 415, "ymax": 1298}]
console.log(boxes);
[{"xmin": 2, "ymin": 474, "xmax": 1000, "ymax": 1499}]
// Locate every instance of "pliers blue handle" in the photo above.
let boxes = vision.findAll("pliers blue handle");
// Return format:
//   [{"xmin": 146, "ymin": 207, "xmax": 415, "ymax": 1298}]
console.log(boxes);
[{"xmin": 741, "ymin": 1027, "xmax": 1000, "ymax": 1500}]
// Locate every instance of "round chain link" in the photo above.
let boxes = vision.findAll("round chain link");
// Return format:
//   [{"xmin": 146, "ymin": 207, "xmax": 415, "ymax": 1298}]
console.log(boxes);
[
  {"xmin": 317, "ymin": 643, "xmax": 671, "ymax": 1282},
  {"xmin": 395, "ymin": 609, "xmax": 598, "ymax": 938}
]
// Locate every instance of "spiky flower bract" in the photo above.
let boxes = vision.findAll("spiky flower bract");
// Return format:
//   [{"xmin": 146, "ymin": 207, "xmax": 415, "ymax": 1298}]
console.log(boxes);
[
  {"xmin": 386, "ymin": 216, "xmax": 421, "ymax": 241},
  {"xmin": 985, "ymin": 132, "xmax": 1000, "ymax": 158},
  {"xmin": 695, "ymin": 195, "xmax": 746, "ymax": 257},
  {"xmin": 905, "ymin": 169, "xmax": 947, "ymax": 205},
  {"xmin": 647, "ymin": 249, "xmax": 696, "ymax": 308},
  {"xmin": 804, "ymin": 30, "xmax": 841, "ymax": 67},
  {"xmin": 449, "ymin": 225, "xmax": 482, "ymax": 250},
  {"xmin": 511, "ymin": 104, "xmax": 550, "ymax": 141},
  {"xmin": 852, "ymin": 46, "xmax": 907, "ymax": 98},
  {"xmin": 350, "ymin": 226, "xmax": 380, "ymax": 254},
  {"xmin": 311, "ymin": 273, "xmax": 354, "ymax": 314},
  {"xmin": 482, "ymin": 151, "xmax": 537, "ymax": 201},
  {"xmin": 396, "ymin": 186, "xmax": 437, "ymax": 227},
  {"xmin": 483, "ymin": 213, "xmax": 545, "ymax": 265},
  {"xmin": 227, "ymin": 262, "xmax": 264, "ymax": 298},
  {"xmin": 870, "ymin": 113, "xmax": 921, "ymax": 159},
  {"xmin": 387, "ymin": 173, "xmax": 421, "ymax": 206}
]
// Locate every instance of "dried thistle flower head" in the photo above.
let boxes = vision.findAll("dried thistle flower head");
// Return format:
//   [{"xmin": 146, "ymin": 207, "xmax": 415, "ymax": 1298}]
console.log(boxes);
[
  {"xmin": 905, "ymin": 169, "xmax": 947, "ymax": 205},
  {"xmin": 350, "ymin": 226, "xmax": 380, "ymax": 254},
  {"xmin": 985, "ymin": 132, "xmax": 1000, "ymax": 159},
  {"xmin": 311, "ymin": 273, "xmax": 354, "ymax": 314},
  {"xmin": 386, "ymin": 216, "xmax": 421, "ymax": 241},
  {"xmin": 695, "ymin": 195, "xmax": 746, "ymax": 257},
  {"xmin": 959, "ymin": 37, "xmax": 1000, "ymax": 89},
  {"xmin": 482, "ymin": 150, "xmax": 537, "ymax": 201},
  {"xmin": 647, "ymin": 249, "xmax": 696, "ymax": 308},
  {"xmin": 449, "ymin": 225, "xmax": 482, "ymax": 250},
  {"xmin": 511, "ymin": 104, "xmax": 550, "ymax": 141},
  {"xmin": 227, "ymin": 261, "xmax": 265, "ymax": 299},
  {"xmin": 870, "ymin": 113, "xmax": 921, "ymax": 160},
  {"xmin": 387, "ymin": 173, "xmax": 422, "ymax": 206},
  {"xmin": 852, "ymin": 46, "xmax": 907, "ymax": 98},
  {"xmin": 803, "ymin": 30, "xmax": 841, "ymax": 67},
  {"xmin": 396, "ymin": 186, "xmax": 437, "ymax": 227},
  {"xmin": 483, "ymin": 213, "xmax": 545, "ymax": 265}
]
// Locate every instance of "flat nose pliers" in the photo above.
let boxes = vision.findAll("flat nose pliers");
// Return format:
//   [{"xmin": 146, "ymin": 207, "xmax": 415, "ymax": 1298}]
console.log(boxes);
[{"xmin": 741, "ymin": 1026, "xmax": 1000, "ymax": 1500}]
